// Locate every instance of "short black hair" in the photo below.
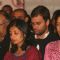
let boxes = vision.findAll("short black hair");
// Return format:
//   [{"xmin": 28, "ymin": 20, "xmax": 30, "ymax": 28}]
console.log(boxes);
[{"xmin": 31, "ymin": 5, "xmax": 50, "ymax": 22}]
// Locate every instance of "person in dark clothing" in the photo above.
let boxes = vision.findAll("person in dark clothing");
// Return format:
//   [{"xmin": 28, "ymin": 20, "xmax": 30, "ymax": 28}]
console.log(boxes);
[
  {"xmin": 2, "ymin": 5, "xmax": 13, "ymax": 21},
  {"xmin": 30, "ymin": 5, "xmax": 60, "ymax": 60},
  {"xmin": 0, "ymin": 10, "xmax": 10, "ymax": 60}
]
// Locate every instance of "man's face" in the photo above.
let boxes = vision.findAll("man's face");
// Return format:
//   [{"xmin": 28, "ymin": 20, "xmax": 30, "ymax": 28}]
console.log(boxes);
[
  {"xmin": 0, "ymin": 14, "xmax": 9, "ymax": 41},
  {"xmin": 31, "ymin": 15, "xmax": 48, "ymax": 35}
]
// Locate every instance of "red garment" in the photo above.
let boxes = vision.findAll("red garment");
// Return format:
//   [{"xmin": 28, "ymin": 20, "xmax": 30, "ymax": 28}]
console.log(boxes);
[
  {"xmin": 4, "ymin": 46, "xmax": 40, "ymax": 60},
  {"xmin": 44, "ymin": 40, "xmax": 60, "ymax": 60}
]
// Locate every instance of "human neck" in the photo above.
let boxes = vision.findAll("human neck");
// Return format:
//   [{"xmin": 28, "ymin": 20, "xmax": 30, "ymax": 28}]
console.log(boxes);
[
  {"xmin": 35, "ymin": 30, "xmax": 49, "ymax": 39},
  {"xmin": 15, "ymin": 47, "xmax": 25, "ymax": 56},
  {"xmin": 17, "ymin": 41, "xmax": 24, "ymax": 48},
  {"xmin": 13, "ymin": 41, "xmax": 24, "ymax": 56}
]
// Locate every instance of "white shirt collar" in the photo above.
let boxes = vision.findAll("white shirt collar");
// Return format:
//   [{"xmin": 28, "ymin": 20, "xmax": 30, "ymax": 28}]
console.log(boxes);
[{"xmin": 35, "ymin": 32, "xmax": 49, "ymax": 39}]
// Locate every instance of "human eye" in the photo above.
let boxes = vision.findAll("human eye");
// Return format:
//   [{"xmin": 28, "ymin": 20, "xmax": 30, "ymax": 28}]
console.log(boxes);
[
  {"xmin": 14, "ymin": 31, "xmax": 19, "ymax": 35},
  {"xmin": 36, "ymin": 22, "xmax": 41, "ymax": 25}
]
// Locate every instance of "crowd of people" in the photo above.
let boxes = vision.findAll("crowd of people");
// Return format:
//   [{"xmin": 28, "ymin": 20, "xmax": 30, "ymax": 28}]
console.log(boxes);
[{"xmin": 0, "ymin": 4, "xmax": 60, "ymax": 60}]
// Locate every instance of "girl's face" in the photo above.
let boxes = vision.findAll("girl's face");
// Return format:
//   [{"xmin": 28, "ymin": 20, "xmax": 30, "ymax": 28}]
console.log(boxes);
[
  {"xmin": 56, "ymin": 17, "xmax": 60, "ymax": 36},
  {"xmin": 9, "ymin": 26, "xmax": 25, "ymax": 45}
]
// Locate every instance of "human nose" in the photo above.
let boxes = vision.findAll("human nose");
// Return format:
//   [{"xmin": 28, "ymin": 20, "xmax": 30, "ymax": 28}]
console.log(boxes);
[
  {"xmin": 10, "ymin": 33, "xmax": 15, "ymax": 40},
  {"xmin": 33, "ymin": 24, "xmax": 38, "ymax": 30}
]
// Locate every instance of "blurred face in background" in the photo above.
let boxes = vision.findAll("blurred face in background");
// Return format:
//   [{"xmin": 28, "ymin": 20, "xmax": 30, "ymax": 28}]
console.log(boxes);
[
  {"xmin": 12, "ymin": 10, "xmax": 29, "ymax": 23},
  {"xmin": 56, "ymin": 17, "xmax": 60, "ymax": 36},
  {"xmin": 12, "ymin": 11, "xmax": 25, "ymax": 20},
  {"xmin": 0, "ymin": 14, "xmax": 9, "ymax": 41},
  {"xmin": 2, "ymin": 6, "xmax": 13, "ymax": 14}
]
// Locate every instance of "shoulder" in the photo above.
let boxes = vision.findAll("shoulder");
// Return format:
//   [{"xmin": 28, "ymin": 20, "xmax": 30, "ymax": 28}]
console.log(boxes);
[
  {"xmin": 26, "ymin": 45, "xmax": 38, "ymax": 53},
  {"xmin": 26, "ymin": 45, "xmax": 40, "ymax": 60},
  {"xmin": 4, "ymin": 51, "xmax": 11, "ymax": 56},
  {"xmin": 46, "ymin": 40, "xmax": 60, "ymax": 49},
  {"xmin": 44, "ymin": 40, "xmax": 60, "ymax": 60},
  {"xmin": 45, "ymin": 40, "xmax": 60, "ymax": 55},
  {"xmin": 4, "ymin": 51, "xmax": 12, "ymax": 60},
  {"xmin": 26, "ymin": 45, "xmax": 39, "ymax": 56}
]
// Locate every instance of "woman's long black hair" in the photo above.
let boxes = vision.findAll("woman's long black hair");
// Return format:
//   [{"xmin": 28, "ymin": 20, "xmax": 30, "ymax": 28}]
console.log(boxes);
[{"xmin": 6, "ymin": 18, "xmax": 30, "ymax": 53}]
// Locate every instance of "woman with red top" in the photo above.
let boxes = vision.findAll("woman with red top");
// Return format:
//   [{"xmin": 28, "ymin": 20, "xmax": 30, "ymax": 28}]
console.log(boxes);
[{"xmin": 4, "ymin": 19, "xmax": 40, "ymax": 60}]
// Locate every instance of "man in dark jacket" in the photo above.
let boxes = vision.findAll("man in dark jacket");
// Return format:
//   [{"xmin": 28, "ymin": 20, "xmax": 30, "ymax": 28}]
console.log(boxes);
[{"xmin": 30, "ymin": 5, "xmax": 60, "ymax": 60}]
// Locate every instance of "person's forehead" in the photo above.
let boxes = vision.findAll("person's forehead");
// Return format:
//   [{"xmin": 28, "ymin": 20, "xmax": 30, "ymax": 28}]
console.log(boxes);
[
  {"xmin": 32, "ymin": 15, "xmax": 44, "ymax": 22},
  {"xmin": 10, "ymin": 26, "xmax": 20, "ymax": 33}
]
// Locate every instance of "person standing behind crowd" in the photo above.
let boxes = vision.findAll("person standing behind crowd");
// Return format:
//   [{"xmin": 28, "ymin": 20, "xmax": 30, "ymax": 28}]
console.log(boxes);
[
  {"xmin": 44, "ymin": 9, "xmax": 60, "ymax": 60},
  {"xmin": 12, "ymin": 9, "xmax": 29, "ymax": 23},
  {"xmin": 0, "ymin": 10, "xmax": 10, "ymax": 60},
  {"xmin": 2, "ymin": 5, "xmax": 13, "ymax": 21},
  {"xmin": 4, "ymin": 19, "xmax": 40, "ymax": 60},
  {"xmin": 30, "ymin": 5, "xmax": 59, "ymax": 60}
]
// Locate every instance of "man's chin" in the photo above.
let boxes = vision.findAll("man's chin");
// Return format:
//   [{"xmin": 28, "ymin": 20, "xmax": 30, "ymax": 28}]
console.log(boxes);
[{"xmin": 35, "ymin": 32, "xmax": 42, "ymax": 35}]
